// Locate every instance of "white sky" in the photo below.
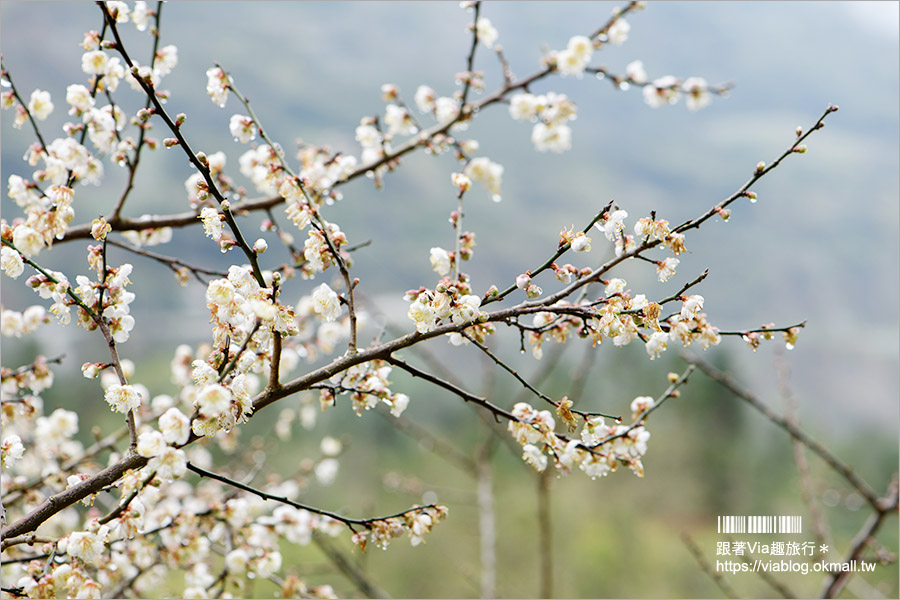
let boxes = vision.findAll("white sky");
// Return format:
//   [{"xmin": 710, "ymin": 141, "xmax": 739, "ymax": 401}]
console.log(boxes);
[{"xmin": 844, "ymin": 1, "xmax": 900, "ymax": 38}]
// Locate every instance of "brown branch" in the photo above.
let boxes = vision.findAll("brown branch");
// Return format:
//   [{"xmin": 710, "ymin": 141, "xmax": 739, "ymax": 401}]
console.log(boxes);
[
  {"xmin": 685, "ymin": 352, "xmax": 882, "ymax": 508},
  {"xmin": 681, "ymin": 532, "xmax": 740, "ymax": 599},
  {"xmin": 185, "ymin": 461, "xmax": 436, "ymax": 532},
  {"xmin": 1, "ymin": 453, "xmax": 147, "ymax": 539},
  {"xmin": 106, "ymin": 238, "xmax": 226, "ymax": 282},
  {"xmin": 386, "ymin": 356, "xmax": 516, "ymax": 424},
  {"xmin": 97, "ymin": 1, "xmax": 267, "ymax": 288},
  {"xmin": 313, "ymin": 532, "xmax": 391, "ymax": 599},
  {"xmin": 776, "ymin": 350, "xmax": 829, "ymax": 550},
  {"xmin": 822, "ymin": 477, "xmax": 899, "ymax": 598}
]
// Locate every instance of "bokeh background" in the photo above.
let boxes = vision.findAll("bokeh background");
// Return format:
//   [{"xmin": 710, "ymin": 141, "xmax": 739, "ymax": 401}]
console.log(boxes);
[{"xmin": 1, "ymin": 2, "xmax": 898, "ymax": 598}]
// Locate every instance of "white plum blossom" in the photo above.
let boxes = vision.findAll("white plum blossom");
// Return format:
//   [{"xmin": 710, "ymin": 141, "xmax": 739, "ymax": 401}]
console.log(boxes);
[
  {"xmin": 199, "ymin": 206, "xmax": 224, "ymax": 241},
  {"xmin": 12, "ymin": 225, "xmax": 44, "ymax": 257},
  {"xmin": 389, "ymin": 393, "xmax": 410, "ymax": 417},
  {"xmin": 522, "ymin": 444, "xmax": 548, "ymax": 471},
  {"xmin": 451, "ymin": 294, "xmax": 482, "ymax": 326},
  {"xmin": 384, "ymin": 104, "xmax": 416, "ymax": 137},
  {"xmin": 1, "ymin": 246, "xmax": 24, "ymax": 278},
  {"xmin": 1, "ymin": 435, "xmax": 25, "ymax": 468},
  {"xmin": 463, "ymin": 156, "xmax": 503, "ymax": 201},
  {"xmin": 570, "ymin": 232, "xmax": 591, "ymax": 252},
  {"xmin": 509, "ymin": 93, "xmax": 539, "ymax": 121},
  {"xmin": 597, "ymin": 209, "xmax": 628, "ymax": 241},
  {"xmin": 434, "ymin": 96, "xmax": 460, "ymax": 124},
  {"xmin": 315, "ymin": 458, "xmax": 339, "ymax": 485},
  {"xmin": 607, "ymin": 18, "xmax": 630, "ymax": 45},
  {"xmin": 646, "ymin": 331, "xmax": 669, "ymax": 359},
  {"xmin": 476, "ymin": 17, "xmax": 498, "ymax": 48},
  {"xmin": 429, "ymin": 247, "xmax": 451, "ymax": 276},
  {"xmin": 154, "ymin": 44, "xmax": 178, "ymax": 77},
  {"xmin": 67, "ymin": 530, "xmax": 106, "ymax": 564},
  {"xmin": 131, "ymin": 1, "xmax": 151, "ymax": 30},
  {"xmin": 229, "ymin": 114, "xmax": 255, "ymax": 143},
  {"xmin": 27, "ymin": 89, "xmax": 54, "ymax": 120},
  {"xmin": 605, "ymin": 278, "xmax": 626, "ymax": 295},
  {"xmin": 626, "ymin": 60, "xmax": 648, "ymax": 84},
  {"xmin": 312, "ymin": 283, "xmax": 341, "ymax": 322},
  {"xmin": 683, "ymin": 76, "xmax": 712, "ymax": 111},
  {"xmin": 149, "ymin": 446, "xmax": 187, "ymax": 481},
  {"xmin": 81, "ymin": 50, "xmax": 110, "ymax": 75},
  {"xmin": 104, "ymin": 384, "xmax": 142, "ymax": 413},
  {"xmin": 680, "ymin": 294, "xmax": 704, "ymax": 320},
  {"xmin": 531, "ymin": 122, "xmax": 572, "ymax": 153},
  {"xmin": 630, "ymin": 395, "xmax": 655, "ymax": 417},
  {"xmin": 36, "ymin": 409, "xmax": 78, "ymax": 444},
  {"xmin": 159, "ymin": 407, "xmax": 191, "ymax": 445},
  {"xmin": 556, "ymin": 34, "xmax": 593, "ymax": 77},
  {"xmin": 414, "ymin": 85, "xmax": 436, "ymax": 113},
  {"xmin": 136, "ymin": 431, "xmax": 166, "ymax": 457},
  {"xmin": 407, "ymin": 296, "xmax": 436, "ymax": 334},
  {"xmin": 643, "ymin": 75, "xmax": 681, "ymax": 108},
  {"xmin": 196, "ymin": 384, "xmax": 232, "ymax": 418},
  {"xmin": 206, "ymin": 67, "xmax": 229, "ymax": 107},
  {"xmin": 656, "ymin": 257, "xmax": 679, "ymax": 282}
]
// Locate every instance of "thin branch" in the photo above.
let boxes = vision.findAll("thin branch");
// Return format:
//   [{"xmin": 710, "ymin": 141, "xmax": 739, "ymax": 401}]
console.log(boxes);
[
  {"xmin": 483, "ymin": 202, "xmax": 612, "ymax": 306},
  {"xmin": 681, "ymin": 532, "xmax": 740, "ymax": 599},
  {"xmin": 822, "ymin": 477, "xmax": 899, "ymax": 598},
  {"xmin": 685, "ymin": 352, "xmax": 882, "ymax": 508},
  {"xmin": 376, "ymin": 407, "xmax": 478, "ymax": 476},
  {"xmin": 463, "ymin": 332, "xmax": 620, "ymax": 420},
  {"xmin": 185, "ymin": 461, "xmax": 437, "ymax": 532},
  {"xmin": 588, "ymin": 364, "xmax": 695, "ymax": 448},
  {"xmin": 106, "ymin": 238, "xmax": 227, "ymax": 282},
  {"xmin": 98, "ymin": 1, "xmax": 267, "ymax": 288},
  {"xmin": 730, "ymin": 536, "xmax": 796, "ymax": 598},
  {"xmin": 0, "ymin": 534, "xmax": 54, "ymax": 552},
  {"xmin": 776, "ymin": 350, "xmax": 829, "ymax": 551},
  {"xmin": 313, "ymin": 532, "xmax": 391, "ymax": 599},
  {"xmin": 0, "ymin": 59, "xmax": 50, "ymax": 151},
  {"xmin": 386, "ymin": 356, "xmax": 516, "ymax": 424},
  {"xmin": 460, "ymin": 1, "xmax": 481, "ymax": 105}
]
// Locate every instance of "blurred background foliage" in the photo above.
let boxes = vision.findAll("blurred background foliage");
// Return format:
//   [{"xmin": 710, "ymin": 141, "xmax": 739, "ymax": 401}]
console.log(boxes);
[{"xmin": 1, "ymin": 2, "xmax": 897, "ymax": 598}]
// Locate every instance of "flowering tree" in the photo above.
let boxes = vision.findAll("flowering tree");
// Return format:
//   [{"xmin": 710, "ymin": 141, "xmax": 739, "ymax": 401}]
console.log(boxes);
[{"xmin": 1, "ymin": 2, "xmax": 894, "ymax": 599}]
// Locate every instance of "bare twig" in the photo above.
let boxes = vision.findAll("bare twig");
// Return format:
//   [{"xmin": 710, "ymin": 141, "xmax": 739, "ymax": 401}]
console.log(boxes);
[
  {"xmin": 185, "ymin": 461, "xmax": 437, "ymax": 533},
  {"xmin": 822, "ymin": 477, "xmax": 899, "ymax": 598},
  {"xmin": 685, "ymin": 352, "xmax": 881, "ymax": 508},
  {"xmin": 681, "ymin": 532, "xmax": 740, "ymax": 599}
]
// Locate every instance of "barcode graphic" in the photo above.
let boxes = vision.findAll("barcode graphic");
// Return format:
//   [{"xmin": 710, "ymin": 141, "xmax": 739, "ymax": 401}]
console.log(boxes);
[{"xmin": 717, "ymin": 515, "xmax": 802, "ymax": 534}]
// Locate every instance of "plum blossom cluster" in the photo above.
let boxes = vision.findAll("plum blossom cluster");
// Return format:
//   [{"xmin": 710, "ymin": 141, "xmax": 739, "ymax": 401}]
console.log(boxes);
[
  {"xmin": 406, "ymin": 276, "xmax": 486, "ymax": 335},
  {"xmin": 642, "ymin": 75, "xmax": 713, "ymax": 111},
  {"xmin": 319, "ymin": 360, "xmax": 410, "ymax": 417},
  {"xmin": 508, "ymin": 399, "xmax": 652, "ymax": 479},
  {"xmin": 508, "ymin": 91, "xmax": 578, "ymax": 153},
  {"xmin": 351, "ymin": 505, "xmax": 449, "ymax": 551},
  {"xmin": 1, "ymin": 304, "xmax": 49, "ymax": 338},
  {"xmin": 524, "ymin": 282, "xmax": 720, "ymax": 362}
]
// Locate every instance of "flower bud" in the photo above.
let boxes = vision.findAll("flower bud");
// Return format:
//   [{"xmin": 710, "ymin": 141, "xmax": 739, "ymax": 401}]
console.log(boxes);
[{"xmin": 163, "ymin": 137, "xmax": 178, "ymax": 148}]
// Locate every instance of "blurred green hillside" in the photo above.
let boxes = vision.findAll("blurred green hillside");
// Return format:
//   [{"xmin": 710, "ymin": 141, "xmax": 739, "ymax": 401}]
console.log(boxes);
[{"xmin": 1, "ymin": 2, "xmax": 897, "ymax": 598}]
